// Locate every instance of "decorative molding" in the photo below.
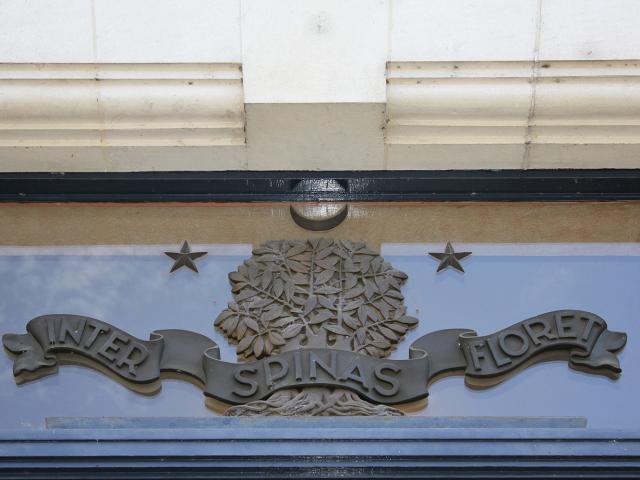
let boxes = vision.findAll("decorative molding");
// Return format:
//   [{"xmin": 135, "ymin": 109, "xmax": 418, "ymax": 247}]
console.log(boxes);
[
  {"xmin": 386, "ymin": 60, "xmax": 640, "ymax": 146},
  {"xmin": 0, "ymin": 63, "xmax": 245, "ymax": 147}
]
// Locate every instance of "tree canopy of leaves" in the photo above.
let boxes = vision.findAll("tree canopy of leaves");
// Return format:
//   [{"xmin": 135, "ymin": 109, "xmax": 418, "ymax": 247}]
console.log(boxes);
[{"xmin": 215, "ymin": 239, "xmax": 418, "ymax": 360}]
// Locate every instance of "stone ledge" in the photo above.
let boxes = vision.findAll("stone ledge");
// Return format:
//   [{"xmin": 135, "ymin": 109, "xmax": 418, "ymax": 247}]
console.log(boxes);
[
  {"xmin": 386, "ymin": 60, "xmax": 640, "ymax": 147},
  {"xmin": 0, "ymin": 63, "xmax": 245, "ymax": 147}
]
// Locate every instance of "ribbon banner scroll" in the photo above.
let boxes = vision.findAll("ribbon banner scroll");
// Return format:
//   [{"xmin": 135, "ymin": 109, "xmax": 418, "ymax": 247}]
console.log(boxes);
[{"xmin": 3, "ymin": 310, "xmax": 626, "ymax": 406}]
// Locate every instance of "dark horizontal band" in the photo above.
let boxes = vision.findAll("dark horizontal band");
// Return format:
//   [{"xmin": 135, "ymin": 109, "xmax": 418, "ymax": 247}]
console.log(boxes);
[
  {"xmin": 0, "ymin": 169, "xmax": 639, "ymax": 202},
  {"xmin": 1, "ymin": 421, "xmax": 639, "ymax": 478}
]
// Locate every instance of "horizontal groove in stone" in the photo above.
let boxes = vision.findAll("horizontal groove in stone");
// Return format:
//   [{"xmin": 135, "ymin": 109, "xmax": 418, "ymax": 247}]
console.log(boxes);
[{"xmin": 0, "ymin": 63, "xmax": 242, "ymax": 80}]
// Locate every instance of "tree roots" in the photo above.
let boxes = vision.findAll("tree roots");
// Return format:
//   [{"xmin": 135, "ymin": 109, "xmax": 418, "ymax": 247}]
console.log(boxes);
[{"xmin": 223, "ymin": 387, "xmax": 403, "ymax": 416}]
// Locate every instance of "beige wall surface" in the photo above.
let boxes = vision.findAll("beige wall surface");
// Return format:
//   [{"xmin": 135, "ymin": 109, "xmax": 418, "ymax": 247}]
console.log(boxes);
[
  {"xmin": 1, "ymin": 0, "xmax": 639, "ymax": 170},
  {"xmin": 1, "ymin": 202, "xmax": 638, "ymax": 249}
]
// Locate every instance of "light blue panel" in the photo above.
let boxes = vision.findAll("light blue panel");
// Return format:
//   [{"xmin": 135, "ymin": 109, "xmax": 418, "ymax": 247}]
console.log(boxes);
[
  {"xmin": 0, "ymin": 246, "xmax": 637, "ymax": 429},
  {"xmin": 0, "ymin": 251, "xmax": 242, "ymax": 428},
  {"xmin": 387, "ymin": 253, "xmax": 639, "ymax": 428}
]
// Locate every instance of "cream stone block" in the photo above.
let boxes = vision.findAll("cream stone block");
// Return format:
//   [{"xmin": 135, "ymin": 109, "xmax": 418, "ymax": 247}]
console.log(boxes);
[
  {"xmin": 94, "ymin": 0, "xmax": 241, "ymax": 62},
  {"xmin": 241, "ymin": 0, "xmax": 388, "ymax": 103},
  {"xmin": 0, "ymin": 64, "xmax": 245, "ymax": 147},
  {"xmin": 390, "ymin": 0, "xmax": 538, "ymax": 61},
  {"xmin": 539, "ymin": 0, "xmax": 640, "ymax": 60},
  {"xmin": 0, "ymin": 0, "xmax": 94, "ymax": 62}
]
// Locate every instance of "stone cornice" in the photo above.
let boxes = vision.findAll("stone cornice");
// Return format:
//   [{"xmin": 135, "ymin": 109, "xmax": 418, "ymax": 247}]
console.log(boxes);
[
  {"xmin": 0, "ymin": 63, "xmax": 244, "ymax": 147},
  {"xmin": 386, "ymin": 60, "xmax": 640, "ymax": 146}
]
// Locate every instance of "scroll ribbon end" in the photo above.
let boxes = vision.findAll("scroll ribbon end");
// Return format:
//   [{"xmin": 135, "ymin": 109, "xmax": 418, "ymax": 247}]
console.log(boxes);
[
  {"xmin": 2, "ymin": 332, "xmax": 58, "ymax": 381},
  {"xmin": 570, "ymin": 330, "xmax": 627, "ymax": 375}
]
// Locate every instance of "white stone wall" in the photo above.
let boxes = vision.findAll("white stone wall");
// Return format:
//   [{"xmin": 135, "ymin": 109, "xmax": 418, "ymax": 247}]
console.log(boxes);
[{"xmin": 0, "ymin": 0, "xmax": 639, "ymax": 171}]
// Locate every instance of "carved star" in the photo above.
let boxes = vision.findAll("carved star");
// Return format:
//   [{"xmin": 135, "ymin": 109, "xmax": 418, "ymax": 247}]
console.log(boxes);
[
  {"xmin": 164, "ymin": 241, "xmax": 207, "ymax": 273},
  {"xmin": 428, "ymin": 242, "xmax": 471, "ymax": 273}
]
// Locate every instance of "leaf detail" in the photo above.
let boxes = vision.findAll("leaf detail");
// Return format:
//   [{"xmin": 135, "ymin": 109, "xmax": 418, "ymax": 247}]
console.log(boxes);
[
  {"xmin": 302, "ymin": 295, "xmax": 318, "ymax": 316},
  {"xmin": 229, "ymin": 272, "xmax": 246, "ymax": 282},
  {"xmin": 283, "ymin": 323, "xmax": 304, "ymax": 339},
  {"xmin": 399, "ymin": 315, "xmax": 419, "ymax": 325},
  {"xmin": 387, "ymin": 322, "xmax": 408, "ymax": 333},
  {"xmin": 343, "ymin": 286, "xmax": 365, "ymax": 299},
  {"xmin": 219, "ymin": 239, "xmax": 418, "ymax": 359},
  {"xmin": 269, "ymin": 331, "xmax": 286, "ymax": 346},
  {"xmin": 316, "ymin": 285, "xmax": 341, "ymax": 295},
  {"xmin": 253, "ymin": 336, "xmax": 264, "ymax": 358},
  {"xmin": 273, "ymin": 278, "xmax": 284, "ymax": 297},
  {"xmin": 318, "ymin": 295, "xmax": 335, "ymax": 310},
  {"xmin": 314, "ymin": 270, "xmax": 334, "ymax": 285},
  {"xmin": 324, "ymin": 324, "xmax": 350, "ymax": 336},
  {"xmin": 286, "ymin": 243, "xmax": 308, "ymax": 258},
  {"xmin": 342, "ymin": 313, "xmax": 361, "ymax": 330},
  {"xmin": 263, "ymin": 305, "xmax": 284, "ymax": 322},
  {"xmin": 244, "ymin": 318, "xmax": 260, "ymax": 333},
  {"xmin": 237, "ymin": 335, "xmax": 255, "ymax": 353},
  {"xmin": 214, "ymin": 309, "xmax": 233, "ymax": 326},
  {"xmin": 235, "ymin": 289, "xmax": 259, "ymax": 302},
  {"xmin": 308, "ymin": 310, "xmax": 333, "ymax": 325},
  {"xmin": 379, "ymin": 326, "xmax": 399, "ymax": 341}
]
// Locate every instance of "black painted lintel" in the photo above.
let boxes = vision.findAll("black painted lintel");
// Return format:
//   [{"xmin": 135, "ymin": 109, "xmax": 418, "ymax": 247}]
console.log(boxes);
[{"xmin": 0, "ymin": 170, "xmax": 638, "ymax": 202}]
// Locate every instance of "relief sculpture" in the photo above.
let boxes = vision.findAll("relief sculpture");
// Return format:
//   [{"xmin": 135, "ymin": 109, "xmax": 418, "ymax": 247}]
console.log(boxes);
[
  {"xmin": 3, "ymin": 239, "xmax": 628, "ymax": 417},
  {"xmin": 215, "ymin": 238, "xmax": 418, "ymax": 416}
]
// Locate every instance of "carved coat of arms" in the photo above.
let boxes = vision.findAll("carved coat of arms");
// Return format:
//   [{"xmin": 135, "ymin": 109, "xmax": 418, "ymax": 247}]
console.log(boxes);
[{"xmin": 3, "ymin": 239, "xmax": 628, "ymax": 417}]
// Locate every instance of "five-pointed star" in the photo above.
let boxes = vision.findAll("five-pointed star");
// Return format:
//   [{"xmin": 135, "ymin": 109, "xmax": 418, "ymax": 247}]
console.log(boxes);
[
  {"xmin": 164, "ymin": 241, "xmax": 207, "ymax": 273},
  {"xmin": 428, "ymin": 242, "xmax": 472, "ymax": 273}
]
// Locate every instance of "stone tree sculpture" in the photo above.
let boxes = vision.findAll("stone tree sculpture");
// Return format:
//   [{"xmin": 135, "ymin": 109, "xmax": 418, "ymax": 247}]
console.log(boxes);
[{"xmin": 214, "ymin": 238, "xmax": 418, "ymax": 416}]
